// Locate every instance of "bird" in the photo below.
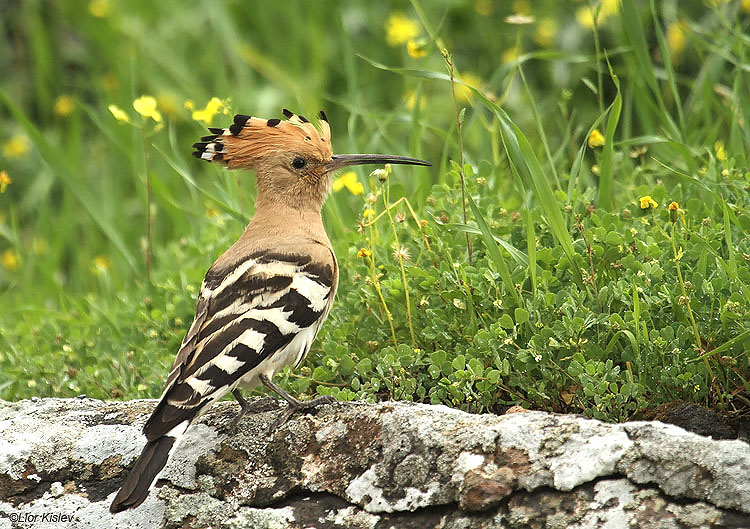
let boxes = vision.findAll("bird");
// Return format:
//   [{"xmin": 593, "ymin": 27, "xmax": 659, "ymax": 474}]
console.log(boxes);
[{"xmin": 109, "ymin": 109, "xmax": 431, "ymax": 512}]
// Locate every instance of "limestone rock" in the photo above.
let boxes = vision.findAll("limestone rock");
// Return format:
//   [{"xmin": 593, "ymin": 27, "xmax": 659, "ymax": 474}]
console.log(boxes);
[{"xmin": 0, "ymin": 398, "xmax": 748, "ymax": 528}]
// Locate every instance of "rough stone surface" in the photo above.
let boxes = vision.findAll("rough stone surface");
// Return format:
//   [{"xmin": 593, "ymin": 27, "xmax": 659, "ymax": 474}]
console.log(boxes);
[{"xmin": 0, "ymin": 397, "xmax": 748, "ymax": 529}]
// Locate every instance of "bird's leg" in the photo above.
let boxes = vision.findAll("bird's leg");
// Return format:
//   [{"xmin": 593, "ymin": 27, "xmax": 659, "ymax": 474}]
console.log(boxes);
[
  {"xmin": 230, "ymin": 388, "xmax": 278, "ymax": 429},
  {"xmin": 259, "ymin": 374, "xmax": 335, "ymax": 427}
]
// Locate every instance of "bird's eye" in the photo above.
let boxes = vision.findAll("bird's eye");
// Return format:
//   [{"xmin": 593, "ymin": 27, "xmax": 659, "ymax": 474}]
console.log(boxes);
[{"xmin": 292, "ymin": 157, "xmax": 306, "ymax": 169}]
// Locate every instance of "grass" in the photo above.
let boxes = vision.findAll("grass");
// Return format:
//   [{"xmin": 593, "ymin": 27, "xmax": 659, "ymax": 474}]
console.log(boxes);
[{"xmin": 0, "ymin": 0, "xmax": 748, "ymax": 426}]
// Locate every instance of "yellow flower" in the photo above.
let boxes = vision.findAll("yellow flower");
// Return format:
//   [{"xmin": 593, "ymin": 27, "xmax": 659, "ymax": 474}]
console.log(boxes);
[
  {"xmin": 576, "ymin": 7, "xmax": 596, "ymax": 28},
  {"xmin": 534, "ymin": 18, "xmax": 557, "ymax": 48},
  {"xmin": 403, "ymin": 90, "xmax": 426, "ymax": 111},
  {"xmin": 385, "ymin": 12, "xmax": 420, "ymax": 47},
  {"xmin": 92, "ymin": 255, "xmax": 110, "ymax": 274},
  {"xmin": 502, "ymin": 47, "xmax": 520, "ymax": 65},
  {"xmin": 588, "ymin": 129, "xmax": 605, "ymax": 148},
  {"xmin": 407, "ymin": 39, "xmax": 427, "ymax": 59},
  {"xmin": 332, "ymin": 171, "xmax": 364, "ymax": 195},
  {"xmin": 363, "ymin": 208, "xmax": 376, "ymax": 218},
  {"xmin": 108, "ymin": 104, "xmax": 130, "ymax": 123},
  {"xmin": 190, "ymin": 97, "xmax": 229, "ymax": 125},
  {"xmin": 54, "ymin": 95, "xmax": 75, "ymax": 117},
  {"xmin": 576, "ymin": 0, "xmax": 619, "ymax": 29},
  {"xmin": 88, "ymin": 0, "xmax": 110, "ymax": 18},
  {"xmin": 666, "ymin": 20, "xmax": 688, "ymax": 55},
  {"xmin": 0, "ymin": 170, "xmax": 11, "ymax": 193},
  {"xmin": 714, "ymin": 141, "xmax": 726, "ymax": 161},
  {"xmin": 743, "ymin": 0, "xmax": 750, "ymax": 13},
  {"xmin": 1, "ymin": 249, "xmax": 19, "ymax": 271},
  {"xmin": 156, "ymin": 93, "xmax": 179, "ymax": 119},
  {"xmin": 669, "ymin": 201, "xmax": 679, "ymax": 222},
  {"xmin": 2, "ymin": 135, "xmax": 30, "ymax": 159},
  {"xmin": 639, "ymin": 195, "xmax": 658, "ymax": 209},
  {"xmin": 357, "ymin": 248, "xmax": 372, "ymax": 259},
  {"xmin": 456, "ymin": 72, "xmax": 482, "ymax": 103},
  {"xmin": 133, "ymin": 95, "xmax": 162, "ymax": 123}
]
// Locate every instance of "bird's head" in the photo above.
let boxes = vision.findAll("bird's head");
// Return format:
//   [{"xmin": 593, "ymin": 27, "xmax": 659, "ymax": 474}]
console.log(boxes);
[{"xmin": 193, "ymin": 109, "xmax": 430, "ymax": 209}]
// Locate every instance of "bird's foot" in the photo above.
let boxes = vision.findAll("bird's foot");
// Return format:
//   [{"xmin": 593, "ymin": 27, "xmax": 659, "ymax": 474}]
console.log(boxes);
[
  {"xmin": 258, "ymin": 374, "xmax": 336, "ymax": 430},
  {"xmin": 271, "ymin": 394, "xmax": 336, "ymax": 430},
  {"xmin": 230, "ymin": 390, "xmax": 280, "ymax": 429}
]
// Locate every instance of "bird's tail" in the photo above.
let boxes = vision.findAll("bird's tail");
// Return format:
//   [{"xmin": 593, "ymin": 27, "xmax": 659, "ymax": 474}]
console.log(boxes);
[{"xmin": 109, "ymin": 421, "xmax": 189, "ymax": 513}]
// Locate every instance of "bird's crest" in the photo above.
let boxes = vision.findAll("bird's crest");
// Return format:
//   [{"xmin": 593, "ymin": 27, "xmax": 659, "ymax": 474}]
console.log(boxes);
[{"xmin": 192, "ymin": 109, "xmax": 332, "ymax": 169}]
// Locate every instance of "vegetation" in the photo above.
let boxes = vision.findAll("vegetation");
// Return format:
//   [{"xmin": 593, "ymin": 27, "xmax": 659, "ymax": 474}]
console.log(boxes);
[{"xmin": 1, "ymin": 0, "xmax": 748, "ymax": 424}]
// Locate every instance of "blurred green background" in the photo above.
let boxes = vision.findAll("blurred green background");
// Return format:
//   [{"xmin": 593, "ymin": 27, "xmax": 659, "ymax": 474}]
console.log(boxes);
[{"xmin": 1, "ymin": 0, "xmax": 748, "ymax": 425}]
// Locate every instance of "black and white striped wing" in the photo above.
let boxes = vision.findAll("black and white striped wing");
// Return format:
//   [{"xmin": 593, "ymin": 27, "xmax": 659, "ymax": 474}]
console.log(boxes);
[{"xmin": 143, "ymin": 251, "xmax": 334, "ymax": 441}]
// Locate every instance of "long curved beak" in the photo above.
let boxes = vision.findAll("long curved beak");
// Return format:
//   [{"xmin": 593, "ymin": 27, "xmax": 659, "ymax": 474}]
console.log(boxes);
[{"xmin": 327, "ymin": 153, "xmax": 431, "ymax": 172}]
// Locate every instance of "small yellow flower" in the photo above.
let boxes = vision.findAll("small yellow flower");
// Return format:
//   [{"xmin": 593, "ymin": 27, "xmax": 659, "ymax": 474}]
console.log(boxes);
[
  {"xmin": 385, "ymin": 12, "xmax": 420, "ymax": 47},
  {"xmin": 714, "ymin": 141, "xmax": 726, "ymax": 161},
  {"xmin": 407, "ymin": 39, "xmax": 428, "ymax": 58},
  {"xmin": 88, "ymin": 0, "xmax": 110, "ymax": 18},
  {"xmin": 639, "ymin": 195, "xmax": 658, "ymax": 209},
  {"xmin": 0, "ymin": 170, "xmax": 11, "ymax": 193},
  {"xmin": 669, "ymin": 201, "xmax": 679, "ymax": 222},
  {"xmin": 108, "ymin": 104, "xmax": 130, "ymax": 123},
  {"xmin": 666, "ymin": 20, "xmax": 688, "ymax": 55},
  {"xmin": 588, "ymin": 129, "xmax": 606, "ymax": 148},
  {"xmin": 206, "ymin": 207, "xmax": 225, "ymax": 225},
  {"xmin": 357, "ymin": 248, "xmax": 372, "ymax": 259},
  {"xmin": 92, "ymin": 255, "xmax": 110, "ymax": 274},
  {"xmin": 156, "ymin": 93, "xmax": 179, "ymax": 119},
  {"xmin": 54, "ymin": 95, "xmax": 75, "ymax": 117},
  {"xmin": 363, "ymin": 208, "xmax": 376, "ymax": 218},
  {"xmin": 743, "ymin": 0, "xmax": 750, "ymax": 13},
  {"xmin": 576, "ymin": 0, "xmax": 619, "ymax": 29},
  {"xmin": 332, "ymin": 171, "xmax": 364, "ymax": 195},
  {"xmin": 456, "ymin": 72, "xmax": 482, "ymax": 103},
  {"xmin": 576, "ymin": 6, "xmax": 596, "ymax": 28},
  {"xmin": 2, "ymin": 135, "xmax": 30, "ymax": 159},
  {"xmin": 1, "ymin": 249, "xmax": 19, "ymax": 271},
  {"xmin": 403, "ymin": 90, "xmax": 426, "ymax": 111},
  {"xmin": 190, "ymin": 97, "xmax": 229, "ymax": 125},
  {"xmin": 133, "ymin": 96, "xmax": 162, "ymax": 123},
  {"xmin": 502, "ymin": 47, "xmax": 520, "ymax": 65},
  {"xmin": 534, "ymin": 18, "xmax": 557, "ymax": 48}
]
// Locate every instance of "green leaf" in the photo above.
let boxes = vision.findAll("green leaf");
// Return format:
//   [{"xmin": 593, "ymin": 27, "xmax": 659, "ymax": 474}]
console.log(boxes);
[
  {"xmin": 514, "ymin": 307, "xmax": 530, "ymax": 325},
  {"xmin": 498, "ymin": 314, "xmax": 515, "ymax": 329}
]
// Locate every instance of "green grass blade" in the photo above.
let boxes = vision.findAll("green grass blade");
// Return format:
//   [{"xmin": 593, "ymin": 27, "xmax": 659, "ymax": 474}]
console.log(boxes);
[
  {"xmin": 598, "ymin": 63, "xmax": 622, "ymax": 211},
  {"xmin": 443, "ymin": 222, "xmax": 531, "ymax": 269},
  {"xmin": 493, "ymin": 110, "xmax": 583, "ymax": 286},
  {"xmin": 467, "ymin": 195, "xmax": 522, "ymax": 307}
]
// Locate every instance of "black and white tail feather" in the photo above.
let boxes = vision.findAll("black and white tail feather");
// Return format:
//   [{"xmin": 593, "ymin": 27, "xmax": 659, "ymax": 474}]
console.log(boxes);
[{"xmin": 109, "ymin": 251, "xmax": 335, "ymax": 512}]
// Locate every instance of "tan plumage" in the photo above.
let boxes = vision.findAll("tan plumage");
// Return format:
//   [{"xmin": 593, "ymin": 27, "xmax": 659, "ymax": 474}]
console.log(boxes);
[{"xmin": 110, "ymin": 109, "xmax": 430, "ymax": 513}]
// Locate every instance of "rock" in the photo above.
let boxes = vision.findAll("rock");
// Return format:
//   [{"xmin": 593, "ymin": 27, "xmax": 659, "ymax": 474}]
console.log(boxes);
[{"xmin": 0, "ymin": 397, "xmax": 747, "ymax": 528}]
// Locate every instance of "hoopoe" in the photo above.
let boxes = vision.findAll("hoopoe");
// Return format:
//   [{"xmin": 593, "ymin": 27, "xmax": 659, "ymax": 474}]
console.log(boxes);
[{"xmin": 110, "ymin": 109, "xmax": 430, "ymax": 512}]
